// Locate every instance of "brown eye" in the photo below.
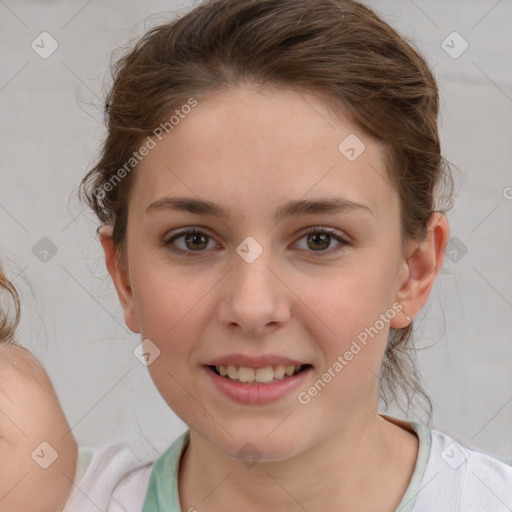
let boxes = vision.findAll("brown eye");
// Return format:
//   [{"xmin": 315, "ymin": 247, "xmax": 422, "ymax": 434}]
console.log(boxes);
[
  {"xmin": 306, "ymin": 232, "xmax": 331, "ymax": 251},
  {"xmin": 164, "ymin": 229, "xmax": 216, "ymax": 258},
  {"xmin": 182, "ymin": 232, "xmax": 209, "ymax": 251},
  {"xmin": 295, "ymin": 227, "xmax": 349, "ymax": 255}
]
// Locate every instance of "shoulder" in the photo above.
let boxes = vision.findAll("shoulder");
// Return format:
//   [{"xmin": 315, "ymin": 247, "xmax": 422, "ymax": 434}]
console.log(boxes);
[
  {"xmin": 413, "ymin": 426, "xmax": 512, "ymax": 512},
  {"xmin": 0, "ymin": 342, "xmax": 78, "ymax": 512},
  {"xmin": 63, "ymin": 431, "xmax": 190, "ymax": 512},
  {"xmin": 63, "ymin": 442, "xmax": 154, "ymax": 512}
]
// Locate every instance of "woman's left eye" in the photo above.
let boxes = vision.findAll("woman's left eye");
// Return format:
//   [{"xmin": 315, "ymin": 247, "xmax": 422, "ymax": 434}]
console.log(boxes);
[
  {"xmin": 163, "ymin": 227, "xmax": 350, "ymax": 258},
  {"xmin": 295, "ymin": 227, "xmax": 349, "ymax": 254}
]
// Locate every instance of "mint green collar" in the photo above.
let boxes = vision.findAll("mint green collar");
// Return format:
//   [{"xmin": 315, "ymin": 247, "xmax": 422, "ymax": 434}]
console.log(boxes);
[
  {"xmin": 141, "ymin": 417, "xmax": 431, "ymax": 512},
  {"xmin": 141, "ymin": 429, "xmax": 190, "ymax": 512},
  {"xmin": 388, "ymin": 417, "xmax": 432, "ymax": 511}
]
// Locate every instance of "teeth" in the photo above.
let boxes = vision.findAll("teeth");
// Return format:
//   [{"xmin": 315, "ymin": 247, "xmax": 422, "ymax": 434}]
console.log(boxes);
[{"xmin": 215, "ymin": 364, "xmax": 304, "ymax": 384}]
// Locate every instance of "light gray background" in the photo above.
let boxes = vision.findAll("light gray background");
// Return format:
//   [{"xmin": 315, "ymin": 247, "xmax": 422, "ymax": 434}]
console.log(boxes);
[{"xmin": 1, "ymin": 0, "xmax": 511, "ymax": 464}]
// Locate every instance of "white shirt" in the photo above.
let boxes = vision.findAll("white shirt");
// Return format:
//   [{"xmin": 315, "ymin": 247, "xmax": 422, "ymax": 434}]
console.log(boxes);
[
  {"xmin": 62, "ymin": 443, "xmax": 153, "ymax": 512},
  {"xmin": 62, "ymin": 417, "xmax": 512, "ymax": 511}
]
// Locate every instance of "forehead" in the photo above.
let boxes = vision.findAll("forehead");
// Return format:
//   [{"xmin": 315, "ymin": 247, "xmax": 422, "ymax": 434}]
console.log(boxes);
[{"xmin": 131, "ymin": 85, "xmax": 398, "ymax": 222}]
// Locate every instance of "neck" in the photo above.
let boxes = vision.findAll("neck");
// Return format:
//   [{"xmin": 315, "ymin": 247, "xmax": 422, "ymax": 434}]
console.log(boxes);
[{"xmin": 178, "ymin": 411, "xmax": 418, "ymax": 511}]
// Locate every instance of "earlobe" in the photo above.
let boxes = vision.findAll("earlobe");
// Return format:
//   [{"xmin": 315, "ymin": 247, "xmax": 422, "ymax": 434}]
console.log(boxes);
[
  {"xmin": 390, "ymin": 213, "xmax": 450, "ymax": 329},
  {"xmin": 98, "ymin": 226, "xmax": 141, "ymax": 334}
]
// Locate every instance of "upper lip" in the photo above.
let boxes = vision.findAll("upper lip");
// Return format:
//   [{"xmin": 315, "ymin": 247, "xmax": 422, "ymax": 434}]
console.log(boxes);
[{"xmin": 204, "ymin": 354, "xmax": 310, "ymax": 368}]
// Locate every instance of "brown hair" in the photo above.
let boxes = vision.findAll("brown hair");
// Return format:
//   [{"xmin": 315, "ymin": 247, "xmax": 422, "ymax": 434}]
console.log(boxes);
[
  {"xmin": 79, "ymin": 0, "xmax": 456, "ymax": 424},
  {"xmin": 0, "ymin": 261, "xmax": 20, "ymax": 344}
]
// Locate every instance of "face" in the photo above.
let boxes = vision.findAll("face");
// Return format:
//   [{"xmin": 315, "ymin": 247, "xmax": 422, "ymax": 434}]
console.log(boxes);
[{"xmin": 103, "ymin": 85, "xmax": 444, "ymax": 462}]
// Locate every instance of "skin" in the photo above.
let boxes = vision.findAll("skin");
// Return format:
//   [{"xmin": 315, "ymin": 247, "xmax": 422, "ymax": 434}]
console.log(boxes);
[
  {"xmin": 0, "ymin": 343, "xmax": 78, "ymax": 512},
  {"xmin": 100, "ymin": 84, "xmax": 449, "ymax": 511}
]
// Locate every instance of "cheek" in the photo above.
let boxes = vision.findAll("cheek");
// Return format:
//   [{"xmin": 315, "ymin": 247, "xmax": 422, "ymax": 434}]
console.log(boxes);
[
  {"xmin": 299, "ymin": 267, "xmax": 390, "ymax": 336},
  {"xmin": 131, "ymin": 264, "xmax": 206, "ymax": 339},
  {"xmin": 130, "ymin": 267, "xmax": 213, "ymax": 388},
  {"xmin": 293, "ymin": 267, "xmax": 393, "ymax": 388}
]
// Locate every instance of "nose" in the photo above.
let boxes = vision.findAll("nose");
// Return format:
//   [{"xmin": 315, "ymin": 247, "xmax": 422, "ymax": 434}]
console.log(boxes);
[{"xmin": 216, "ymin": 248, "xmax": 291, "ymax": 338}]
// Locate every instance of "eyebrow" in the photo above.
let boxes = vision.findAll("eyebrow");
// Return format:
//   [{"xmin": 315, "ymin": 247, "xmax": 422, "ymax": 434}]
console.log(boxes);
[{"xmin": 145, "ymin": 195, "xmax": 373, "ymax": 221}]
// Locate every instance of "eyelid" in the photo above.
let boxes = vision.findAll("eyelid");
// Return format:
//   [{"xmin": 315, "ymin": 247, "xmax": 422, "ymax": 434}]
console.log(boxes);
[
  {"xmin": 300, "ymin": 226, "xmax": 351, "ymax": 244},
  {"xmin": 163, "ymin": 226, "xmax": 216, "ymax": 245}
]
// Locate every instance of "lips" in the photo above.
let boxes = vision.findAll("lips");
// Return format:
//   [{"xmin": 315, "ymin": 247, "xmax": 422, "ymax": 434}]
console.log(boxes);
[{"xmin": 204, "ymin": 363, "xmax": 312, "ymax": 404}]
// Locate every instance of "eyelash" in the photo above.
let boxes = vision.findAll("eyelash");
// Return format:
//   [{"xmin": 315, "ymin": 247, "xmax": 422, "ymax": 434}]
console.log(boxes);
[{"xmin": 163, "ymin": 226, "xmax": 350, "ymax": 259}]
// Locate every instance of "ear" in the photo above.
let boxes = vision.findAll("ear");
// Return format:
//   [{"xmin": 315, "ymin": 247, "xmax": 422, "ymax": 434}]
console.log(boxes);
[
  {"xmin": 390, "ymin": 212, "xmax": 450, "ymax": 329},
  {"xmin": 98, "ymin": 226, "xmax": 140, "ymax": 334}
]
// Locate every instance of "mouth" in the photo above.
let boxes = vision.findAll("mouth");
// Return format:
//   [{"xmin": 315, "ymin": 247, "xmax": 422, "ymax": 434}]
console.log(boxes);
[{"xmin": 207, "ymin": 363, "xmax": 312, "ymax": 385}]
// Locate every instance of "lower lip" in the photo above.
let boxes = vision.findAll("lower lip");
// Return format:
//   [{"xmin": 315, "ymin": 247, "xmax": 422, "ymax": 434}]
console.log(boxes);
[{"xmin": 204, "ymin": 365, "xmax": 312, "ymax": 405}]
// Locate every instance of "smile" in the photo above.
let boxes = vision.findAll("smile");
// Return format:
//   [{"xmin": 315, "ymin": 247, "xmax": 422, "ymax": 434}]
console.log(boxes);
[
  {"xmin": 211, "ymin": 364, "xmax": 310, "ymax": 384},
  {"xmin": 204, "ymin": 364, "xmax": 313, "ymax": 404}
]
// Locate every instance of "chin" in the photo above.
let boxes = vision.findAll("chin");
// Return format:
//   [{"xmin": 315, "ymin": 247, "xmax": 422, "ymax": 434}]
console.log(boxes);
[{"xmin": 213, "ymin": 429, "xmax": 305, "ymax": 464}]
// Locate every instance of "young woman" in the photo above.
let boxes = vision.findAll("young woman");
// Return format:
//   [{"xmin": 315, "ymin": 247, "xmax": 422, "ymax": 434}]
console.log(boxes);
[{"xmin": 6, "ymin": 0, "xmax": 512, "ymax": 511}]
